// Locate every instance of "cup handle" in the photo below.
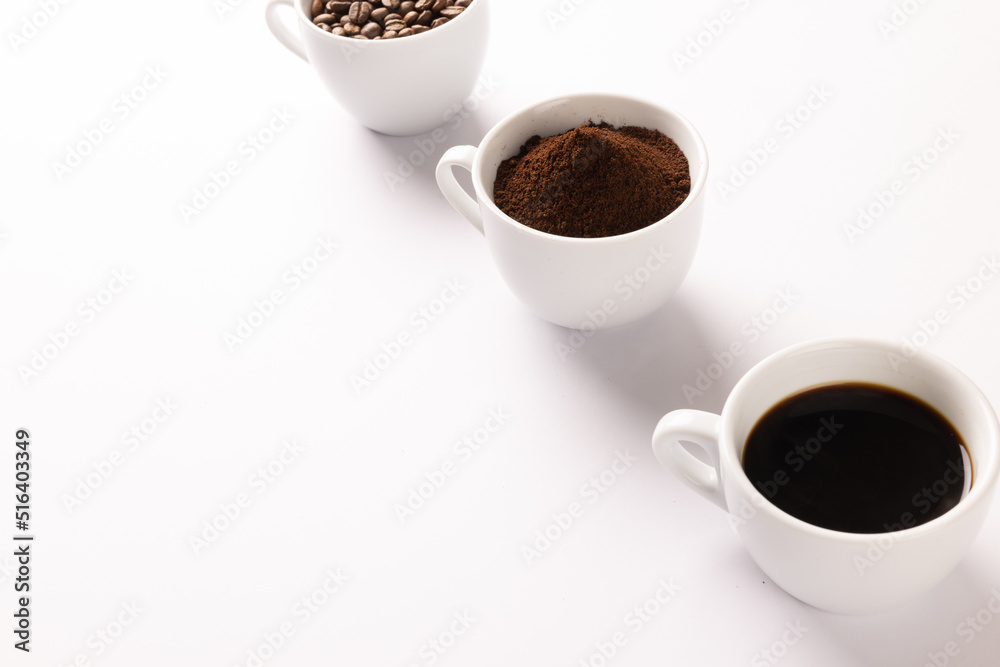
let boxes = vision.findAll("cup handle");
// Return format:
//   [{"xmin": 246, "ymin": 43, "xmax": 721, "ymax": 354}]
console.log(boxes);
[
  {"xmin": 652, "ymin": 410, "xmax": 727, "ymax": 511},
  {"xmin": 436, "ymin": 145, "xmax": 484, "ymax": 235},
  {"xmin": 265, "ymin": 0, "xmax": 308, "ymax": 63}
]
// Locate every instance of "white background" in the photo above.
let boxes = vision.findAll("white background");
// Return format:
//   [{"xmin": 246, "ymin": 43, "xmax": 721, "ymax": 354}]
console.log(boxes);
[{"xmin": 2, "ymin": 0, "xmax": 1000, "ymax": 665}]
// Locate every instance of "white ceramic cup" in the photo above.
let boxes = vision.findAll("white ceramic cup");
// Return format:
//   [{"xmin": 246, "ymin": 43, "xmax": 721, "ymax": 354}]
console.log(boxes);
[
  {"xmin": 435, "ymin": 92, "xmax": 708, "ymax": 330},
  {"xmin": 652, "ymin": 338, "xmax": 1000, "ymax": 614},
  {"xmin": 264, "ymin": 0, "xmax": 489, "ymax": 136}
]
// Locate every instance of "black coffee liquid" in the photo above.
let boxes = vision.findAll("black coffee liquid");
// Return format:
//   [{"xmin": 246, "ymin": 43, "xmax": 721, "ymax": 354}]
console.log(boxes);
[{"xmin": 742, "ymin": 383, "xmax": 968, "ymax": 533}]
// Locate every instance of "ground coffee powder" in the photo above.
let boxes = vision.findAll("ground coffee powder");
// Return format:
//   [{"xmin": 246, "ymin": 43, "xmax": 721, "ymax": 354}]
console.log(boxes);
[{"xmin": 492, "ymin": 122, "xmax": 690, "ymax": 238}]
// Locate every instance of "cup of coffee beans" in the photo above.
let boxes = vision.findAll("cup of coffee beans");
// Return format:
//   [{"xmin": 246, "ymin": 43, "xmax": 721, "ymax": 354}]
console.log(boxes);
[
  {"xmin": 265, "ymin": 0, "xmax": 489, "ymax": 135},
  {"xmin": 435, "ymin": 92, "xmax": 708, "ymax": 330}
]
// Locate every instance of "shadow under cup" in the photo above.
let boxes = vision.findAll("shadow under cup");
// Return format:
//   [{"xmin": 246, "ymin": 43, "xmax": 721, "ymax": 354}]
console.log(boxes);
[
  {"xmin": 466, "ymin": 94, "xmax": 709, "ymax": 329},
  {"xmin": 721, "ymin": 340, "xmax": 1000, "ymax": 613}
]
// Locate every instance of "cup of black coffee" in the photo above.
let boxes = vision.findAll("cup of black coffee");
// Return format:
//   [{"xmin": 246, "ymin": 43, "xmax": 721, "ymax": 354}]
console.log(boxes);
[{"xmin": 651, "ymin": 337, "xmax": 999, "ymax": 614}]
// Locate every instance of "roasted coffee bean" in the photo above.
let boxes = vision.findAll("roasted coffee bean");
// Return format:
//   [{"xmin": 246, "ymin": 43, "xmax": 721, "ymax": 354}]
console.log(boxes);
[
  {"xmin": 349, "ymin": 1, "xmax": 372, "ymax": 23},
  {"xmin": 316, "ymin": 0, "xmax": 472, "ymax": 38}
]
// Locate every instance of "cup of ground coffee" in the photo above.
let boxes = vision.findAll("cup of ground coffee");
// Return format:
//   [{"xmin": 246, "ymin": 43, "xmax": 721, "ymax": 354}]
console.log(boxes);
[
  {"xmin": 264, "ymin": 0, "xmax": 489, "ymax": 135},
  {"xmin": 652, "ymin": 337, "xmax": 1000, "ymax": 614},
  {"xmin": 435, "ymin": 92, "xmax": 708, "ymax": 329}
]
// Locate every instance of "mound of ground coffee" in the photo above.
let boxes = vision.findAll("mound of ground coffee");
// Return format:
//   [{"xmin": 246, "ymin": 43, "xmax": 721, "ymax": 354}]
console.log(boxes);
[{"xmin": 492, "ymin": 122, "xmax": 690, "ymax": 238}]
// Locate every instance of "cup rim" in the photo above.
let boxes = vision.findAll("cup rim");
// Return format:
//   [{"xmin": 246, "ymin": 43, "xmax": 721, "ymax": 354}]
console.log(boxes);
[
  {"xmin": 720, "ymin": 336, "xmax": 1000, "ymax": 542},
  {"xmin": 469, "ymin": 91, "xmax": 710, "ymax": 245},
  {"xmin": 295, "ymin": 0, "xmax": 487, "ymax": 44}
]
